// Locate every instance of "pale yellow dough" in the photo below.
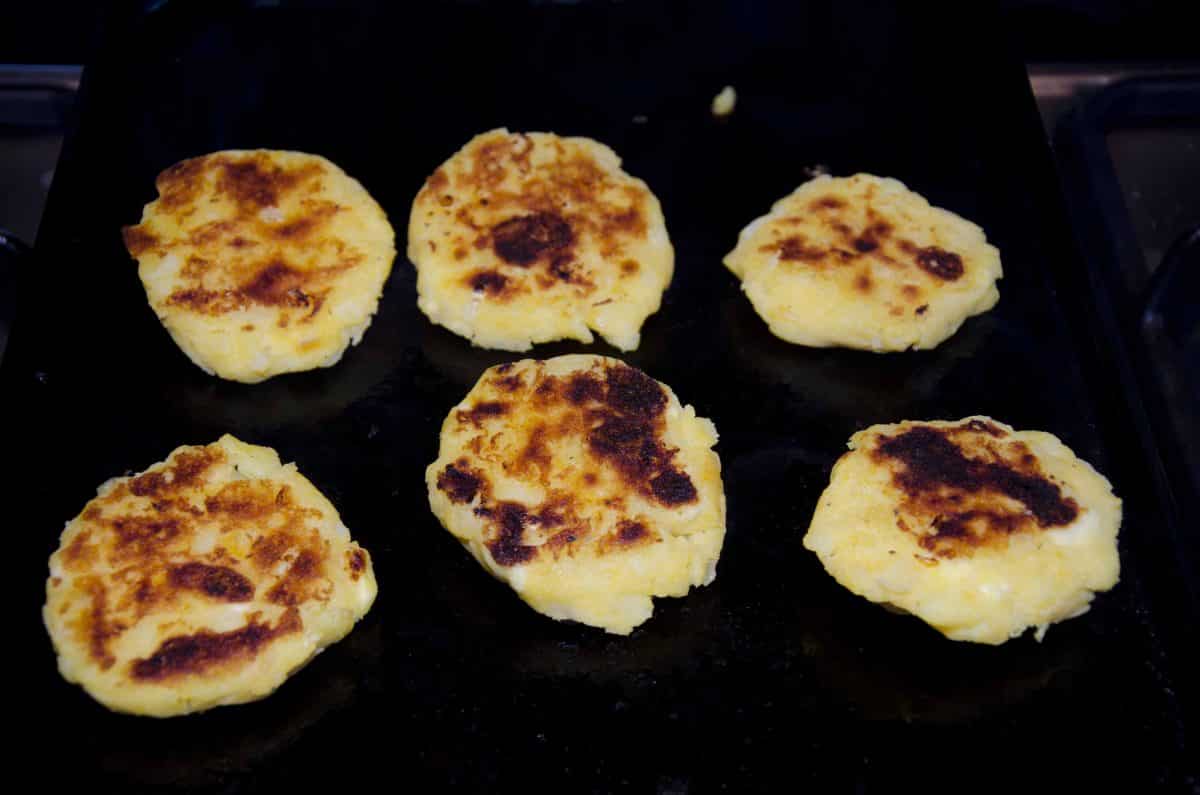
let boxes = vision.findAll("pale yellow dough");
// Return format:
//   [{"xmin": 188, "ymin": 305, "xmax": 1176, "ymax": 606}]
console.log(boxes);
[{"xmin": 724, "ymin": 173, "xmax": 1001, "ymax": 351}]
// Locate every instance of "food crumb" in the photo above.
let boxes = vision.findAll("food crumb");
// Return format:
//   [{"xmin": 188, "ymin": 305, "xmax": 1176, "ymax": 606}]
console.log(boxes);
[{"xmin": 711, "ymin": 86, "xmax": 737, "ymax": 117}]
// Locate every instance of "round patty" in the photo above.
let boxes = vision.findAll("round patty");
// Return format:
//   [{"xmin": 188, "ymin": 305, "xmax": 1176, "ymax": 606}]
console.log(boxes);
[
  {"xmin": 803, "ymin": 417, "xmax": 1121, "ymax": 644},
  {"xmin": 408, "ymin": 130, "xmax": 673, "ymax": 352},
  {"xmin": 44, "ymin": 435, "xmax": 377, "ymax": 716},
  {"xmin": 724, "ymin": 173, "xmax": 1001, "ymax": 351},
  {"xmin": 122, "ymin": 150, "xmax": 396, "ymax": 383},
  {"xmin": 426, "ymin": 355, "xmax": 725, "ymax": 634}
]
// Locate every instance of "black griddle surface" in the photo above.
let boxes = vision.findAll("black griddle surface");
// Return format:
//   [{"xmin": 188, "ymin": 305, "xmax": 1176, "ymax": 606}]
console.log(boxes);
[{"xmin": 5, "ymin": 2, "xmax": 1197, "ymax": 791}]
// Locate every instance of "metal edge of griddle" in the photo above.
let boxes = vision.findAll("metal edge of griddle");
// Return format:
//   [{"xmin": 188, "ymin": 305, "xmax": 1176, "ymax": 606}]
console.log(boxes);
[{"xmin": 1052, "ymin": 75, "xmax": 1200, "ymax": 775}]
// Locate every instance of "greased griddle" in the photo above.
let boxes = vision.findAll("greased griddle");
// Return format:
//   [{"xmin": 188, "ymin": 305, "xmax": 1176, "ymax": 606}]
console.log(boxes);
[{"xmin": 6, "ymin": 2, "xmax": 1197, "ymax": 791}]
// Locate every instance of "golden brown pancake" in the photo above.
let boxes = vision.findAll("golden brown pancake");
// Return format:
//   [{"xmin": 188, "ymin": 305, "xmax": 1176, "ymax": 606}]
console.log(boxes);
[
  {"xmin": 123, "ymin": 150, "xmax": 395, "ymax": 383},
  {"xmin": 408, "ymin": 130, "xmax": 673, "ymax": 351},
  {"xmin": 803, "ymin": 417, "xmax": 1121, "ymax": 644},
  {"xmin": 43, "ymin": 435, "xmax": 377, "ymax": 716},
  {"xmin": 426, "ymin": 355, "xmax": 724, "ymax": 634}
]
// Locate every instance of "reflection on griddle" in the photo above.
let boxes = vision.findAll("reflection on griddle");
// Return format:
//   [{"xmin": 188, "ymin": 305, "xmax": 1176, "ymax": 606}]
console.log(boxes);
[
  {"xmin": 720, "ymin": 290, "xmax": 996, "ymax": 425},
  {"xmin": 89, "ymin": 616, "xmax": 382, "ymax": 789},
  {"xmin": 416, "ymin": 295, "xmax": 678, "ymax": 393},
  {"xmin": 795, "ymin": 598, "xmax": 1086, "ymax": 724},
  {"xmin": 164, "ymin": 281, "xmax": 419, "ymax": 432},
  {"xmin": 423, "ymin": 535, "xmax": 725, "ymax": 681}
]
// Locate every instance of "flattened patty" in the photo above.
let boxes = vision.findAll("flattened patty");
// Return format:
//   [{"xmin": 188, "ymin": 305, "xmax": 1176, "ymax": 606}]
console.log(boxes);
[
  {"xmin": 426, "ymin": 355, "xmax": 725, "ymax": 634},
  {"xmin": 43, "ymin": 435, "xmax": 377, "ymax": 716},
  {"xmin": 723, "ymin": 173, "xmax": 1001, "ymax": 351},
  {"xmin": 408, "ymin": 130, "xmax": 673, "ymax": 352},
  {"xmin": 803, "ymin": 417, "xmax": 1121, "ymax": 644},
  {"xmin": 123, "ymin": 150, "xmax": 395, "ymax": 383}
]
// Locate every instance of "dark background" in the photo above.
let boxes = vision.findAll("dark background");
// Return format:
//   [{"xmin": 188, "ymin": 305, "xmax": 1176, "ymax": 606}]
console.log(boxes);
[
  {"xmin": 4, "ymin": 2, "xmax": 1198, "ymax": 793},
  {"xmin": 2, "ymin": 0, "xmax": 1199, "ymax": 65}
]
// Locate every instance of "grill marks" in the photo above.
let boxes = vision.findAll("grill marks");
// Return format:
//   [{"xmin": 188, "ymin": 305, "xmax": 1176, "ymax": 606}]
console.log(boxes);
[
  {"xmin": 122, "ymin": 151, "xmax": 363, "ymax": 324},
  {"xmin": 435, "ymin": 361, "xmax": 697, "ymax": 567},
  {"xmin": 130, "ymin": 609, "xmax": 302, "ymax": 682},
  {"xmin": 57, "ymin": 442, "xmax": 339, "ymax": 675},
  {"xmin": 873, "ymin": 422, "xmax": 1080, "ymax": 559}
]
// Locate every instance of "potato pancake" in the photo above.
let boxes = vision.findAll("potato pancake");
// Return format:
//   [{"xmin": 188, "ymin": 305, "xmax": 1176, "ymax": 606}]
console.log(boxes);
[
  {"xmin": 803, "ymin": 417, "xmax": 1121, "ymax": 644},
  {"xmin": 408, "ymin": 130, "xmax": 673, "ymax": 351},
  {"xmin": 426, "ymin": 355, "xmax": 724, "ymax": 634},
  {"xmin": 44, "ymin": 435, "xmax": 377, "ymax": 716},
  {"xmin": 724, "ymin": 174, "xmax": 1001, "ymax": 351},
  {"xmin": 122, "ymin": 150, "xmax": 395, "ymax": 383}
]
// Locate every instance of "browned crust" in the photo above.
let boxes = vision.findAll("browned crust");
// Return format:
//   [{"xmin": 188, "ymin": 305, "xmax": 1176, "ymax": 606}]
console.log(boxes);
[
  {"xmin": 871, "ymin": 421, "xmax": 1080, "ymax": 559},
  {"xmin": 129, "ymin": 608, "xmax": 302, "ymax": 681},
  {"xmin": 57, "ymin": 443, "xmax": 337, "ymax": 676},
  {"xmin": 416, "ymin": 133, "xmax": 654, "ymax": 302},
  {"xmin": 435, "ymin": 360, "xmax": 698, "ymax": 567},
  {"xmin": 122, "ymin": 151, "xmax": 369, "ymax": 327}
]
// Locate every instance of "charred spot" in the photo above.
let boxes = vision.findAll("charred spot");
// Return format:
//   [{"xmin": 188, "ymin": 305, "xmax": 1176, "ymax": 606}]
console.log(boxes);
[
  {"xmin": 965, "ymin": 419, "xmax": 1006, "ymax": 437},
  {"xmin": 548, "ymin": 253, "xmax": 577, "ymax": 282},
  {"xmin": 347, "ymin": 548, "xmax": 368, "ymax": 580},
  {"xmin": 854, "ymin": 273, "xmax": 873, "ymax": 293},
  {"xmin": 582, "ymin": 472, "xmax": 598, "ymax": 485},
  {"xmin": 566, "ymin": 373, "xmax": 604, "ymax": 405},
  {"xmin": 536, "ymin": 503, "xmax": 568, "ymax": 528},
  {"xmin": 915, "ymin": 246, "xmax": 964, "ymax": 280},
  {"xmin": 616, "ymin": 519, "xmax": 649, "ymax": 544},
  {"xmin": 649, "ymin": 469, "xmax": 699, "ymax": 505},
  {"xmin": 129, "ymin": 609, "xmax": 302, "ymax": 681},
  {"xmin": 168, "ymin": 563, "xmax": 254, "ymax": 602},
  {"xmin": 241, "ymin": 261, "xmax": 312, "ymax": 307},
  {"xmin": 604, "ymin": 364, "xmax": 667, "ymax": 417},
  {"xmin": 875, "ymin": 426, "xmax": 1080, "ymax": 553},
  {"xmin": 621, "ymin": 259, "xmax": 640, "ymax": 276},
  {"xmin": 486, "ymin": 502, "xmax": 536, "ymax": 566},
  {"xmin": 231, "ymin": 236, "xmax": 256, "ymax": 249},
  {"xmin": 456, "ymin": 401, "xmax": 509, "ymax": 426},
  {"xmin": 774, "ymin": 236, "xmax": 826, "ymax": 262},
  {"xmin": 437, "ymin": 460, "xmax": 483, "ymax": 504},
  {"xmin": 810, "ymin": 196, "xmax": 846, "ymax": 211},
  {"xmin": 589, "ymin": 415, "xmax": 654, "ymax": 465},
  {"xmin": 453, "ymin": 246, "xmax": 468, "ymax": 260},
  {"xmin": 853, "ymin": 237, "xmax": 878, "ymax": 253},
  {"xmin": 468, "ymin": 269, "xmax": 509, "ymax": 296},
  {"xmin": 492, "ymin": 212, "xmax": 574, "ymax": 266},
  {"xmin": 121, "ymin": 225, "xmax": 158, "ymax": 256},
  {"xmin": 492, "ymin": 373, "xmax": 524, "ymax": 392},
  {"xmin": 915, "ymin": 304, "xmax": 929, "ymax": 315}
]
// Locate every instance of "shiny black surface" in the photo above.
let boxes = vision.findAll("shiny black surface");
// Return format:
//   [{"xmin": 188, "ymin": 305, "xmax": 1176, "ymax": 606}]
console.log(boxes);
[{"xmin": 6, "ymin": 2, "xmax": 1197, "ymax": 791}]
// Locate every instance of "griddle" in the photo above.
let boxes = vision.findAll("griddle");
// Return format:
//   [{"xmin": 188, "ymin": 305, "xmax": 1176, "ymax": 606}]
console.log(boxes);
[{"xmin": 6, "ymin": 2, "xmax": 1198, "ymax": 791}]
